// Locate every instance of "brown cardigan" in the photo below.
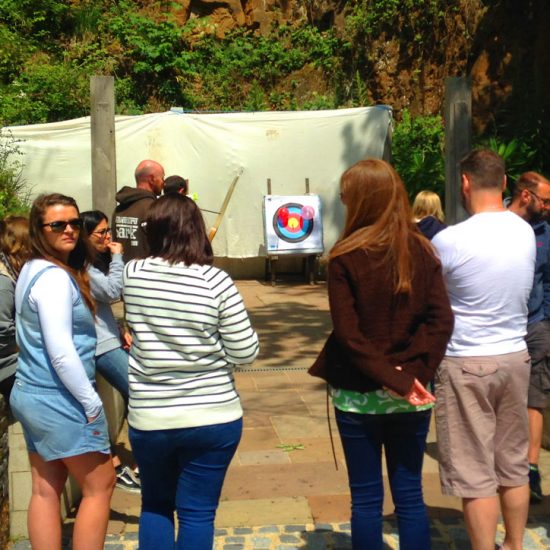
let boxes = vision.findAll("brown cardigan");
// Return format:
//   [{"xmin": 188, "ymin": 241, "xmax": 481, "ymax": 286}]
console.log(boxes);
[{"xmin": 309, "ymin": 237, "xmax": 454, "ymax": 396}]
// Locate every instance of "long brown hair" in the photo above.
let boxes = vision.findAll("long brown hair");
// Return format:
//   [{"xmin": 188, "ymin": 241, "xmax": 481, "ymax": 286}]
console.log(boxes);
[
  {"xmin": 331, "ymin": 158, "xmax": 433, "ymax": 294},
  {"xmin": 29, "ymin": 193, "xmax": 95, "ymax": 313},
  {"xmin": 0, "ymin": 216, "xmax": 31, "ymax": 279}
]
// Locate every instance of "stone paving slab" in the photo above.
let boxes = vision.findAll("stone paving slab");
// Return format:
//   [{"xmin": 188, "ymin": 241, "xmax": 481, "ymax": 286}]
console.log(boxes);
[
  {"xmin": 9, "ymin": 518, "xmax": 550, "ymax": 549},
  {"xmin": 217, "ymin": 498, "xmax": 313, "ymax": 528}
]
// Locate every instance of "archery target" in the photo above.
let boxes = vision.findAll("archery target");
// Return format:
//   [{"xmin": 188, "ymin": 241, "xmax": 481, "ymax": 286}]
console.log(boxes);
[{"xmin": 264, "ymin": 195, "xmax": 324, "ymax": 254}]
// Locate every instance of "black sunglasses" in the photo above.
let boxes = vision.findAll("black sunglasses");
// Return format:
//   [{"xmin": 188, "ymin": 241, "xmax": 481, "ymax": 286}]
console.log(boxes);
[{"xmin": 41, "ymin": 219, "xmax": 83, "ymax": 233}]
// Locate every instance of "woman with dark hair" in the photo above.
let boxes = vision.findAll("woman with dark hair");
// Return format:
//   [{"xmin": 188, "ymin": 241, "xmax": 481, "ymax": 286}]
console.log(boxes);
[
  {"xmin": 123, "ymin": 194, "xmax": 259, "ymax": 550},
  {"xmin": 0, "ymin": 216, "xmax": 31, "ymax": 401},
  {"xmin": 81, "ymin": 209, "xmax": 140, "ymax": 493},
  {"xmin": 10, "ymin": 194, "xmax": 114, "ymax": 550},
  {"xmin": 163, "ymin": 175, "xmax": 188, "ymax": 196},
  {"xmin": 310, "ymin": 159, "xmax": 454, "ymax": 549}
]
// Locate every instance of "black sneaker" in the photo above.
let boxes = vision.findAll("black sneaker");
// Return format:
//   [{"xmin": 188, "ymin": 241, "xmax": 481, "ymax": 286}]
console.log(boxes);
[
  {"xmin": 529, "ymin": 464, "xmax": 543, "ymax": 504},
  {"xmin": 115, "ymin": 465, "xmax": 141, "ymax": 494}
]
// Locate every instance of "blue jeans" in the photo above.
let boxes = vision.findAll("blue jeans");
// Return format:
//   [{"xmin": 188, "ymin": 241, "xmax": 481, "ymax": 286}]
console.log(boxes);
[
  {"xmin": 129, "ymin": 418, "xmax": 242, "ymax": 550},
  {"xmin": 335, "ymin": 408, "xmax": 431, "ymax": 550},
  {"xmin": 95, "ymin": 347, "xmax": 129, "ymax": 400}
]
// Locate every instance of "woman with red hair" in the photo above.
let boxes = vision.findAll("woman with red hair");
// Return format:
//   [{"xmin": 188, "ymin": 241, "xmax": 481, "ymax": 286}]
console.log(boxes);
[{"xmin": 310, "ymin": 159, "xmax": 453, "ymax": 549}]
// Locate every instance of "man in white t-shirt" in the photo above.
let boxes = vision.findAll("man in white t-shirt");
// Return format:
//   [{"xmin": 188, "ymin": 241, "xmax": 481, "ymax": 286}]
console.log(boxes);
[{"xmin": 432, "ymin": 149, "xmax": 536, "ymax": 550}]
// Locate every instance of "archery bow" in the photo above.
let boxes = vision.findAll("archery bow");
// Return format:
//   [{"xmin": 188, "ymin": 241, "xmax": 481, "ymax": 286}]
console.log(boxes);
[{"xmin": 208, "ymin": 167, "xmax": 244, "ymax": 242}]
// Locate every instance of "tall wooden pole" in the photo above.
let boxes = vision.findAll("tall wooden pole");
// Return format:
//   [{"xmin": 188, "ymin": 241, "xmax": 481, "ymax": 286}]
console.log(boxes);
[
  {"xmin": 90, "ymin": 76, "xmax": 117, "ymax": 213},
  {"xmin": 444, "ymin": 76, "xmax": 472, "ymax": 225}
]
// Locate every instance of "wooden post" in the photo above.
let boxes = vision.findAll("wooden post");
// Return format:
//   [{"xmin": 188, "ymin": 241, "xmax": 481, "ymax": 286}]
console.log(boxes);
[
  {"xmin": 90, "ymin": 76, "xmax": 117, "ymax": 214},
  {"xmin": 267, "ymin": 178, "xmax": 272, "ymax": 195},
  {"xmin": 305, "ymin": 178, "xmax": 310, "ymax": 194},
  {"xmin": 444, "ymin": 76, "xmax": 472, "ymax": 225}
]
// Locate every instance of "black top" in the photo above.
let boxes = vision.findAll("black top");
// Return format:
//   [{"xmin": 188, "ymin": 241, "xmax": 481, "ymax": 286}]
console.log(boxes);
[{"xmin": 416, "ymin": 216, "xmax": 447, "ymax": 240}]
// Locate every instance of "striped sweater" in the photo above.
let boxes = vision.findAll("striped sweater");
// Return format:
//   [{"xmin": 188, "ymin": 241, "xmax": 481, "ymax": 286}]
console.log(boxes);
[{"xmin": 123, "ymin": 258, "xmax": 259, "ymax": 430}]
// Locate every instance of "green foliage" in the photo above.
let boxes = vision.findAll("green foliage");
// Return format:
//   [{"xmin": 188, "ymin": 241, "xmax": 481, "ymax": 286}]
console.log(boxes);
[
  {"xmin": 0, "ymin": 131, "xmax": 30, "ymax": 218},
  {"xmin": 0, "ymin": 56, "xmax": 91, "ymax": 125},
  {"xmin": 243, "ymin": 81, "xmax": 268, "ymax": 111},
  {"xmin": 169, "ymin": 25, "xmax": 343, "ymax": 110},
  {"xmin": 344, "ymin": 0, "xmax": 453, "ymax": 108},
  {"xmin": 392, "ymin": 110, "xmax": 445, "ymax": 200},
  {"xmin": 0, "ymin": 0, "xmax": 546, "ymax": 183},
  {"xmin": 346, "ymin": 0, "xmax": 449, "ymax": 41},
  {"xmin": 0, "ymin": 0, "xmax": 70, "ymax": 41},
  {"xmin": 106, "ymin": 5, "xmax": 181, "ymax": 72},
  {"xmin": 299, "ymin": 93, "xmax": 338, "ymax": 111},
  {"xmin": 70, "ymin": 0, "xmax": 104, "ymax": 38},
  {"xmin": 476, "ymin": 111, "xmax": 549, "ymax": 179},
  {"xmin": 0, "ymin": 0, "xmax": 344, "ymax": 120},
  {"xmin": 477, "ymin": 136, "xmax": 539, "ymax": 185},
  {"xmin": 0, "ymin": 24, "xmax": 32, "ymax": 83}
]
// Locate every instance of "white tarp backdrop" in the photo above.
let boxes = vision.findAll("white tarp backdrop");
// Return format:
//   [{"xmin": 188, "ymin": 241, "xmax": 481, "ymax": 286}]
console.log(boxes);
[{"xmin": 4, "ymin": 106, "xmax": 392, "ymax": 258}]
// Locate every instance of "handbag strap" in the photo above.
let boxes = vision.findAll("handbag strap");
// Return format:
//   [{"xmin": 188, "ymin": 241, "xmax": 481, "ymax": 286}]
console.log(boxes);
[{"xmin": 326, "ymin": 383, "xmax": 339, "ymax": 471}]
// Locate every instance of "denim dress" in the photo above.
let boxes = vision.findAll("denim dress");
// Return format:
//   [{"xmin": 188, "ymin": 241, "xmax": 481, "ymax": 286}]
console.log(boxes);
[{"xmin": 10, "ymin": 266, "xmax": 110, "ymax": 460}]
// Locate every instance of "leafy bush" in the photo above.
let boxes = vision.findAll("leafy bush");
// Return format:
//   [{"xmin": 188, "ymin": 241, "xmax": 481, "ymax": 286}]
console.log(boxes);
[
  {"xmin": 0, "ymin": 56, "xmax": 91, "ymax": 125},
  {"xmin": 483, "ymin": 137, "xmax": 537, "ymax": 184},
  {"xmin": 346, "ymin": 0, "xmax": 449, "ymax": 42},
  {"xmin": 392, "ymin": 110, "xmax": 445, "ymax": 201},
  {"xmin": 476, "ymin": 113, "xmax": 549, "ymax": 181},
  {"xmin": 170, "ymin": 25, "xmax": 343, "ymax": 111},
  {"xmin": 0, "ymin": 24, "xmax": 31, "ymax": 84},
  {"xmin": 0, "ymin": 131, "xmax": 30, "ymax": 218},
  {"xmin": 0, "ymin": 0, "xmax": 70, "ymax": 40}
]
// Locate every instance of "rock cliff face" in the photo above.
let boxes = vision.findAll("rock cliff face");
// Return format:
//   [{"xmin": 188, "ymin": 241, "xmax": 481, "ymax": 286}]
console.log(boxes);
[
  {"xmin": 174, "ymin": 0, "xmax": 331, "ymax": 35},
  {"xmin": 170, "ymin": 0, "xmax": 549, "ymax": 133}
]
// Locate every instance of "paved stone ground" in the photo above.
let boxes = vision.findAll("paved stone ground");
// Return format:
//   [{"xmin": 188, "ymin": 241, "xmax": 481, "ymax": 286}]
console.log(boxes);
[
  {"xmin": 9, "ymin": 517, "xmax": 550, "ymax": 549},
  {"xmin": 8, "ymin": 281, "xmax": 550, "ymax": 548}
]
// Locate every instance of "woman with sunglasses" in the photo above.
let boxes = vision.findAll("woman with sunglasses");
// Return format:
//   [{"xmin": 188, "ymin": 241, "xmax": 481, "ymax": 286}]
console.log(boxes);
[
  {"xmin": 10, "ymin": 194, "xmax": 114, "ymax": 550},
  {"xmin": 80, "ymin": 210, "xmax": 141, "ymax": 493},
  {"xmin": 310, "ymin": 160, "xmax": 453, "ymax": 549}
]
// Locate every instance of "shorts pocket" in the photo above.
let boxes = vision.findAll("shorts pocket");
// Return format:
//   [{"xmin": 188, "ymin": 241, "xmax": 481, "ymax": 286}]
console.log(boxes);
[
  {"xmin": 85, "ymin": 408, "xmax": 109, "ymax": 446},
  {"xmin": 87, "ymin": 409, "xmax": 105, "ymax": 425},
  {"xmin": 462, "ymin": 361, "xmax": 498, "ymax": 377}
]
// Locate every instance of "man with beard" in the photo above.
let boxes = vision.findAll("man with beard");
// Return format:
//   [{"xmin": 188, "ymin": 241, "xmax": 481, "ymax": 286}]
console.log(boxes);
[
  {"xmin": 113, "ymin": 160, "xmax": 165, "ymax": 262},
  {"xmin": 432, "ymin": 149, "xmax": 536, "ymax": 550},
  {"xmin": 508, "ymin": 171, "xmax": 550, "ymax": 504}
]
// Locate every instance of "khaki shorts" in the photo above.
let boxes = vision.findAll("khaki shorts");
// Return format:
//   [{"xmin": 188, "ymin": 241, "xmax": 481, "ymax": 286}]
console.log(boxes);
[{"xmin": 435, "ymin": 351, "xmax": 530, "ymax": 498}]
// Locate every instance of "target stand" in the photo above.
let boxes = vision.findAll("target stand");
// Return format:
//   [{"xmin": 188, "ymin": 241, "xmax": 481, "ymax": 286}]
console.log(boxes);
[{"xmin": 263, "ymin": 193, "xmax": 324, "ymax": 285}]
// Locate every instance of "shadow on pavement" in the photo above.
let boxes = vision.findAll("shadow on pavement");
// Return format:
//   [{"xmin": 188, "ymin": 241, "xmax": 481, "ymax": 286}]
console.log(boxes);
[{"xmin": 246, "ymin": 301, "xmax": 332, "ymax": 370}]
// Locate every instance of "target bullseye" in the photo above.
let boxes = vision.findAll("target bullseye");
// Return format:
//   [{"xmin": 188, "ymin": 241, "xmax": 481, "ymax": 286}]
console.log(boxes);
[{"xmin": 273, "ymin": 202, "xmax": 315, "ymax": 243}]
